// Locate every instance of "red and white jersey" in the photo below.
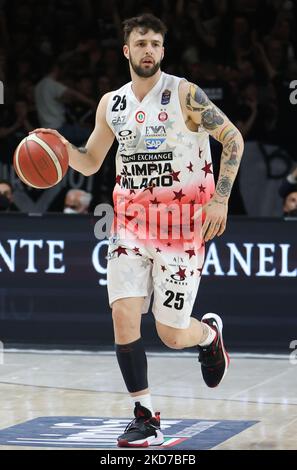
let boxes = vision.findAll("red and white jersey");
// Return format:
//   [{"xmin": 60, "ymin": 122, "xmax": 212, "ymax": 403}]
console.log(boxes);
[{"xmin": 106, "ymin": 72, "xmax": 215, "ymax": 250}]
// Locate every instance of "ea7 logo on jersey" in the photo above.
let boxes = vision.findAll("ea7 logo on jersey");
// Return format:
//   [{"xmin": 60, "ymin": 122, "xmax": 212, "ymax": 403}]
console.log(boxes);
[
  {"xmin": 112, "ymin": 116, "xmax": 127, "ymax": 127},
  {"xmin": 145, "ymin": 138, "xmax": 165, "ymax": 150},
  {"xmin": 146, "ymin": 125, "xmax": 166, "ymax": 137}
]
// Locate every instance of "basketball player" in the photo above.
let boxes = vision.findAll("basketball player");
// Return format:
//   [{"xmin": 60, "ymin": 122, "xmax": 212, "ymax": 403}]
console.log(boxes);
[{"xmin": 32, "ymin": 14, "xmax": 244, "ymax": 447}]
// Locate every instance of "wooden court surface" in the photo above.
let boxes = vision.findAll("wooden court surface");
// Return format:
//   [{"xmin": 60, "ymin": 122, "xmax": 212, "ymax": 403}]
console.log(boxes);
[{"xmin": 0, "ymin": 351, "xmax": 296, "ymax": 450}]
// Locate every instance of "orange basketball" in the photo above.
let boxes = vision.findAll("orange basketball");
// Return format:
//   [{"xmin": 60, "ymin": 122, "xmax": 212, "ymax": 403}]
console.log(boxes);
[{"xmin": 13, "ymin": 132, "xmax": 69, "ymax": 189}]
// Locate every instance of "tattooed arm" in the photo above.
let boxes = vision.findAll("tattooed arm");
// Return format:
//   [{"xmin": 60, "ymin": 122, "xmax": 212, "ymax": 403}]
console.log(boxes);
[{"xmin": 180, "ymin": 81, "xmax": 244, "ymax": 241}]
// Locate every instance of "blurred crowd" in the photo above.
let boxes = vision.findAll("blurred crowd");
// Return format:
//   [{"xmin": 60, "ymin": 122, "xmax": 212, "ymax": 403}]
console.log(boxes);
[{"xmin": 0, "ymin": 0, "xmax": 296, "ymax": 215}]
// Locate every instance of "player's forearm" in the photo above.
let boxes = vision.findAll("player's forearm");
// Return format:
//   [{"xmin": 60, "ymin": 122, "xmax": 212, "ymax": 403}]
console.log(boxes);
[
  {"xmin": 214, "ymin": 132, "xmax": 244, "ymax": 202},
  {"xmin": 67, "ymin": 144, "xmax": 99, "ymax": 176}
]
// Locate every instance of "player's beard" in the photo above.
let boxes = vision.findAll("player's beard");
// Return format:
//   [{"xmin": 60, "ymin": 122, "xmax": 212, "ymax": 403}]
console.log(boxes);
[{"xmin": 130, "ymin": 56, "xmax": 161, "ymax": 78}]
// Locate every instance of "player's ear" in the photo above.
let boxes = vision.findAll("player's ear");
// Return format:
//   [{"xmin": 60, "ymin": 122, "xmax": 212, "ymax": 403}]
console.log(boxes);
[{"xmin": 123, "ymin": 45, "xmax": 129, "ymax": 60}]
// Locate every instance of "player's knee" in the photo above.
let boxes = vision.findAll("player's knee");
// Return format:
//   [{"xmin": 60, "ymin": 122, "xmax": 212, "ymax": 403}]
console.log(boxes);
[{"xmin": 112, "ymin": 302, "xmax": 139, "ymax": 334}]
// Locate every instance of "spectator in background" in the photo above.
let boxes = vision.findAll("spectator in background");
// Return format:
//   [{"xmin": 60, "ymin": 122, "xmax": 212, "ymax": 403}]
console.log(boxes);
[
  {"xmin": 279, "ymin": 166, "xmax": 297, "ymax": 216},
  {"xmin": 0, "ymin": 179, "xmax": 18, "ymax": 212},
  {"xmin": 63, "ymin": 189, "xmax": 92, "ymax": 214},
  {"xmin": 35, "ymin": 61, "xmax": 96, "ymax": 146}
]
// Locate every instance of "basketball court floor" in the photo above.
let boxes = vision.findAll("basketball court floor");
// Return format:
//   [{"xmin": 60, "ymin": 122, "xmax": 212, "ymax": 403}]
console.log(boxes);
[{"xmin": 0, "ymin": 350, "xmax": 296, "ymax": 450}]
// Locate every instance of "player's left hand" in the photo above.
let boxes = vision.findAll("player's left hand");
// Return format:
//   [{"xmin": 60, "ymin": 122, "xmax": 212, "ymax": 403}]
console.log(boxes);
[{"xmin": 194, "ymin": 196, "xmax": 228, "ymax": 241}]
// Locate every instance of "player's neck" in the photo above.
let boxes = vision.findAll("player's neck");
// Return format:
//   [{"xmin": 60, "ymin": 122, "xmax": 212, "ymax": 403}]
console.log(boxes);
[{"xmin": 131, "ymin": 70, "xmax": 162, "ymax": 102}]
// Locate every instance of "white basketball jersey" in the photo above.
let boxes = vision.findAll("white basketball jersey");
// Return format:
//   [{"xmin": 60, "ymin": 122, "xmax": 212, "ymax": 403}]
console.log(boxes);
[{"xmin": 106, "ymin": 72, "xmax": 215, "ymax": 246}]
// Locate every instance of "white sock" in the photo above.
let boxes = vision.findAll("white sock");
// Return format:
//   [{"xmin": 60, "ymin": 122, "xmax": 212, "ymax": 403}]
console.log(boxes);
[
  {"xmin": 131, "ymin": 393, "xmax": 154, "ymax": 415},
  {"xmin": 199, "ymin": 323, "xmax": 217, "ymax": 347}
]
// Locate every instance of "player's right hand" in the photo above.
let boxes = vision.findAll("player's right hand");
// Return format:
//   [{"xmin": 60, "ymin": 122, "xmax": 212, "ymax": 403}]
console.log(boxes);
[{"xmin": 29, "ymin": 128, "xmax": 69, "ymax": 147}]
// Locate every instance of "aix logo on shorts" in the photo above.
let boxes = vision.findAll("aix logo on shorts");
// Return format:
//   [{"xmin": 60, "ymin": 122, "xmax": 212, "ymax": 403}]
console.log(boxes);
[{"xmin": 161, "ymin": 89, "xmax": 171, "ymax": 105}]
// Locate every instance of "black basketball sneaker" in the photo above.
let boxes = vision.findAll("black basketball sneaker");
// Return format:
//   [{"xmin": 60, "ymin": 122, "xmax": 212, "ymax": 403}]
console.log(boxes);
[
  {"xmin": 198, "ymin": 313, "xmax": 230, "ymax": 388},
  {"xmin": 117, "ymin": 402, "xmax": 164, "ymax": 447}
]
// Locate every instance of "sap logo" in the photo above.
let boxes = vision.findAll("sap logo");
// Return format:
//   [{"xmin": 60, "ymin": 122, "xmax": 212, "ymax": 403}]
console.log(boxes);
[
  {"xmin": 146, "ymin": 125, "xmax": 166, "ymax": 136},
  {"xmin": 144, "ymin": 138, "xmax": 165, "ymax": 150}
]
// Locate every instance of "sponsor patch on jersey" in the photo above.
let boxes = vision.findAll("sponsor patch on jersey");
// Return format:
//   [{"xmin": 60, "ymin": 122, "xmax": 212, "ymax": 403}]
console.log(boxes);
[
  {"xmin": 161, "ymin": 89, "xmax": 171, "ymax": 105},
  {"xmin": 144, "ymin": 138, "xmax": 165, "ymax": 150},
  {"xmin": 112, "ymin": 115, "xmax": 127, "ymax": 127},
  {"xmin": 135, "ymin": 111, "xmax": 146, "ymax": 123},
  {"xmin": 146, "ymin": 125, "xmax": 166, "ymax": 137},
  {"xmin": 158, "ymin": 111, "xmax": 168, "ymax": 122}
]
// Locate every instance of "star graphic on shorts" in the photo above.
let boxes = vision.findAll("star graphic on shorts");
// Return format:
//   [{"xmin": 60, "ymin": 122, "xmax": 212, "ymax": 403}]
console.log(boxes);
[
  {"xmin": 201, "ymin": 161, "xmax": 213, "ymax": 177},
  {"xmin": 150, "ymin": 197, "xmax": 161, "ymax": 207},
  {"xmin": 173, "ymin": 189, "xmax": 186, "ymax": 202},
  {"xmin": 198, "ymin": 184, "xmax": 206, "ymax": 193},
  {"xmin": 161, "ymin": 265, "xmax": 167, "ymax": 272},
  {"xmin": 187, "ymin": 162, "xmax": 193, "ymax": 172},
  {"xmin": 177, "ymin": 266, "xmax": 186, "ymax": 280},
  {"xmin": 156, "ymin": 247, "xmax": 162, "ymax": 253},
  {"xmin": 133, "ymin": 247, "xmax": 142, "ymax": 256},
  {"xmin": 170, "ymin": 170, "xmax": 181, "ymax": 182},
  {"xmin": 185, "ymin": 248, "xmax": 196, "ymax": 259},
  {"xmin": 116, "ymin": 175, "xmax": 122, "ymax": 185},
  {"xmin": 113, "ymin": 246, "xmax": 128, "ymax": 257},
  {"xmin": 186, "ymin": 291, "xmax": 193, "ymax": 304}
]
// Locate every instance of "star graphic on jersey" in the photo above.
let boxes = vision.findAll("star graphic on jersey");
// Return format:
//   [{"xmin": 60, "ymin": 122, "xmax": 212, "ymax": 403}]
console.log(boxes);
[
  {"xmin": 201, "ymin": 161, "xmax": 213, "ymax": 177},
  {"xmin": 190, "ymin": 270, "xmax": 194, "ymax": 276},
  {"xmin": 161, "ymin": 265, "xmax": 167, "ymax": 272},
  {"xmin": 173, "ymin": 189, "xmax": 186, "ymax": 202},
  {"xmin": 190, "ymin": 199, "xmax": 196, "ymax": 206},
  {"xmin": 176, "ymin": 266, "xmax": 186, "ymax": 280},
  {"xmin": 170, "ymin": 170, "xmax": 181, "ymax": 182},
  {"xmin": 143, "ymin": 185, "xmax": 155, "ymax": 194},
  {"xmin": 198, "ymin": 184, "xmax": 206, "ymax": 193},
  {"xmin": 185, "ymin": 248, "xmax": 196, "ymax": 259},
  {"xmin": 164, "ymin": 119, "xmax": 174, "ymax": 130},
  {"xmin": 150, "ymin": 197, "xmax": 161, "ymax": 207},
  {"xmin": 149, "ymin": 258, "xmax": 154, "ymax": 264},
  {"xmin": 198, "ymin": 148, "xmax": 203, "ymax": 159},
  {"xmin": 133, "ymin": 247, "xmax": 142, "ymax": 256},
  {"xmin": 187, "ymin": 162, "xmax": 193, "ymax": 172},
  {"xmin": 113, "ymin": 246, "xmax": 128, "ymax": 257},
  {"xmin": 167, "ymin": 242, "xmax": 172, "ymax": 247},
  {"xmin": 116, "ymin": 175, "xmax": 122, "ymax": 185},
  {"xmin": 156, "ymin": 247, "xmax": 162, "ymax": 253},
  {"xmin": 176, "ymin": 132, "xmax": 184, "ymax": 142},
  {"xmin": 130, "ymin": 189, "xmax": 136, "ymax": 195}
]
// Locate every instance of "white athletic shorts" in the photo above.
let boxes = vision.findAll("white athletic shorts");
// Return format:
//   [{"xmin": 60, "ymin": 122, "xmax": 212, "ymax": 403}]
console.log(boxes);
[{"xmin": 107, "ymin": 235, "xmax": 205, "ymax": 329}]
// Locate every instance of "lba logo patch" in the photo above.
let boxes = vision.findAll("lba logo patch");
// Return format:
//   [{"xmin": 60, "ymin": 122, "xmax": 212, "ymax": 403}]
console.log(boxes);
[
  {"xmin": 0, "ymin": 416, "xmax": 258, "ymax": 449},
  {"xmin": 135, "ymin": 111, "xmax": 145, "ymax": 123}
]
